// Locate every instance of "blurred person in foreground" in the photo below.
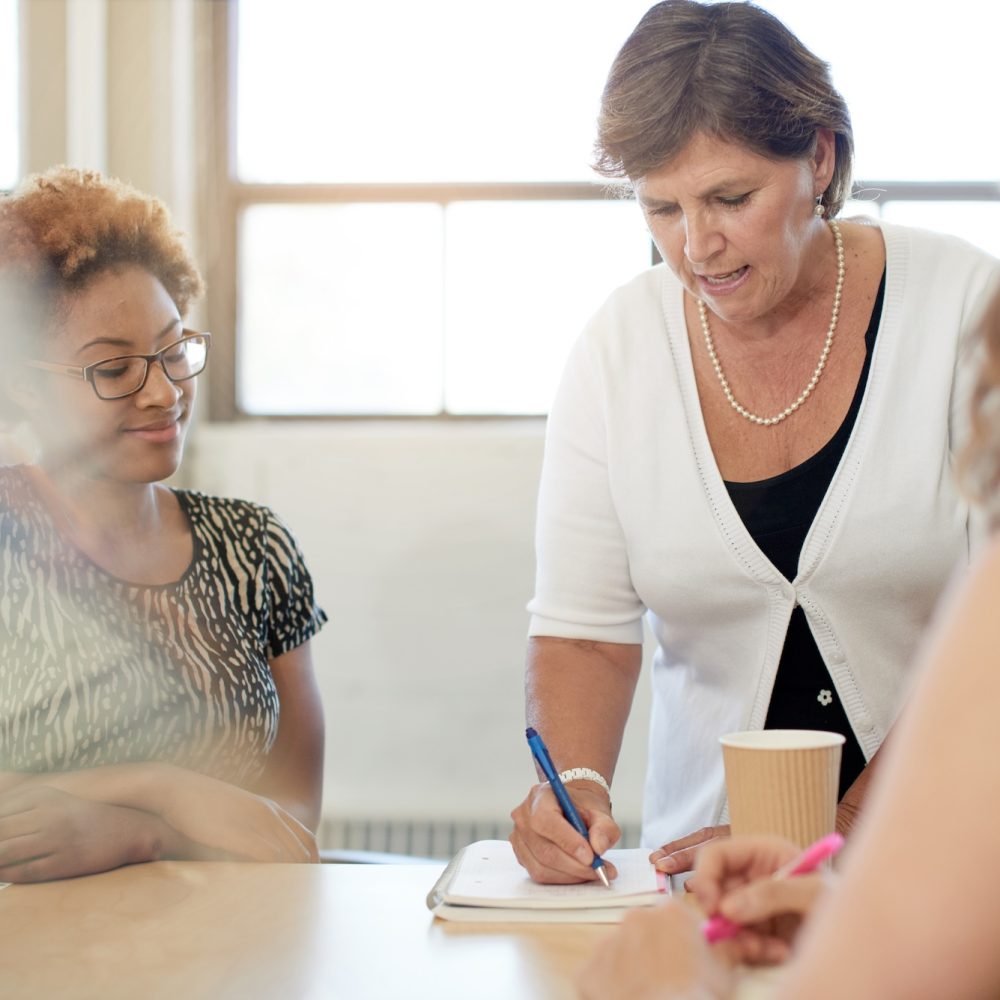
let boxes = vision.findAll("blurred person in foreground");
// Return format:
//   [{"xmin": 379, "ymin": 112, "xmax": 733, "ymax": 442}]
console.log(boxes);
[
  {"xmin": 511, "ymin": 0, "xmax": 1000, "ymax": 885},
  {"xmin": 0, "ymin": 167, "xmax": 326, "ymax": 881},
  {"xmin": 579, "ymin": 284, "xmax": 1000, "ymax": 999}
]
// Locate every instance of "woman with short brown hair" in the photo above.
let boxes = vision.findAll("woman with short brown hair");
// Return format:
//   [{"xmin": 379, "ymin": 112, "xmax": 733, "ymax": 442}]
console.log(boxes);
[{"xmin": 511, "ymin": 0, "xmax": 1000, "ymax": 885}]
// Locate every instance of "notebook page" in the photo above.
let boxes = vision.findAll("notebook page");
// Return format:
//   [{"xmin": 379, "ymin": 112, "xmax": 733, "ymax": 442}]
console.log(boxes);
[{"xmin": 445, "ymin": 840, "xmax": 666, "ymax": 909}]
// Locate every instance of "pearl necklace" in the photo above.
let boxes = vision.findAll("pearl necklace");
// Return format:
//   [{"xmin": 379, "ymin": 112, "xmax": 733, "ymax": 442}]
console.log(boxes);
[{"xmin": 698, "ymin": 217, "xmax": 845, "ymax": 427}]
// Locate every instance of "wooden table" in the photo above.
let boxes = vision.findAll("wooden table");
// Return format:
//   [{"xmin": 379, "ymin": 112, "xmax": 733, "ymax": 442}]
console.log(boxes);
[{"xmin": 0, "ymin": 862, "xmax": 782, "ymax": 999}]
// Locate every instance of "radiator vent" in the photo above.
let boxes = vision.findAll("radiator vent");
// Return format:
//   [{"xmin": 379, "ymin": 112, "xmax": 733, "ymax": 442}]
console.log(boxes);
[{"xmin": 319, "ymin": 817, "xmax": 643, "ymax": 861}]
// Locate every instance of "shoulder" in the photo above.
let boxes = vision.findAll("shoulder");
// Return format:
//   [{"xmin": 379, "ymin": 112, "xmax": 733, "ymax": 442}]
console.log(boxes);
[
  {"xmin": 569, "ymin": 264, "xmax": 681, "ymax": 376},
  {"xmin": 874, "ymin": 218, "xmax": 999, "ymax": 284},
  {"xmin": 180, "ymin": 487, "xmax": 307, "ymax": 547},
  {"xmin": 548, "ymin": 265, "xmax": 687, "ymax": 425},
  {"xmin": 585, "ymin": 264, "xmax": 676, "ymax": 332},
  {"xmin": 848, "ymin": 219, "xmax": 1000, "ymax": 341},
  {"xmin": 175, "ymin": 489, "xmax": 302, "ymax": 555},
  {"xmin": 174, "ymin": 488, "xmax": 270, "ymax": 531}
]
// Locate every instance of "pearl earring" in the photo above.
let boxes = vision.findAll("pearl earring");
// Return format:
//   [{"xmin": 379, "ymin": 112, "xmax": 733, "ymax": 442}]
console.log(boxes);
[{"xmin": 814, "ymin": 195, "xmax": 825, "ymax": 218}]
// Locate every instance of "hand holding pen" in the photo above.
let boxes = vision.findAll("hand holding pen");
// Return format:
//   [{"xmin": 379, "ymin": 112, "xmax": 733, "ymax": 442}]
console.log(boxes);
[
  {"xmin": 523, "ymin": 728, "xmax": 613, "ymax": 888},
  {"xmin": 690, "ymin": 833, "xmax": 843, "ymax": 961}
]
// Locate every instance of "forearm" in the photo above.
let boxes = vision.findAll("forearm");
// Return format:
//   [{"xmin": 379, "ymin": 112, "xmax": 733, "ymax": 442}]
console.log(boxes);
[
  {"xmin": 250, "ymin": 644, "xmax": 325, "ymax": 833},
  {"xmin": 835, "ymin": 740, "xmax": 884, "ymax": 835},
  {"xmin": 3, "ymin": 763, "xmax": 316, "ymax": 862},
  {"xmin": 117, "ymin": 806, "xmax": 211, "ymax": 864},
  {"xmin": 0, "ymin": 789, "xmax": 218, "ymax": 883},
  {"xmin": 250, "ymin": 774, "xmax": 320, "ymax": 833},
  {"xmin": 13, "ymin": 761, "xmax": 176, "ymax": 812},
  {"xmin": 526, "ymin": 636, "xmax": 642, "ymax": 785}
]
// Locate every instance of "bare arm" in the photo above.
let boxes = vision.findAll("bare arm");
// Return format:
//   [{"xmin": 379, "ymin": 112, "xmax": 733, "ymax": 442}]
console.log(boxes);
[
  {"xmin": 248, "ymin": 643, "xmax": 325, "ymax": 832},
  {"xmin": 778, "ymin": 536, "xmax": 1000, "ymax": 1000},
  {"xmin": 0, "ymin": 786, "xmax": 218, "ymax": 883},
  {"xmin": 7, "ymin": 762, "xmax": 316, "ymax": 864},
  {"xmin": 510, "ymin": 636, "xmax": 642, "ymax": 884},
  {"xmin": 525, "ymin": 637, "xmax": 642, "ymax": 781},
  {"xmin": 0, "ymin": 641, "xmax": 325, "ymax": 866}
]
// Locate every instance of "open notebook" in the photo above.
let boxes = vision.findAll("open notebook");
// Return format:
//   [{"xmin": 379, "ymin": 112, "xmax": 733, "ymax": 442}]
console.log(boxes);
[{"xmin": 427, "ymin": 839, "xmax": 669, "ymax": 923}]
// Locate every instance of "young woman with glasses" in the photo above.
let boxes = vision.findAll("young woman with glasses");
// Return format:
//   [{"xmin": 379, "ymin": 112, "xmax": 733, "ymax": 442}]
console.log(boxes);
[{"xmin": 0, "ymin": 167, "xmax": 326, "ymax": 881}]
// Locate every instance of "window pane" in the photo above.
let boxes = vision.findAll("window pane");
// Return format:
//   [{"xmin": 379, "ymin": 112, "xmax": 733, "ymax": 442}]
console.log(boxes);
[
  {"xmin": 236, "ymin": 0, "xmax": 653, "ymax": 183},
  {"xmin": 879, "ymin": 202, "xmax": 1000, "ymax": 260},
  {"xmin": 238, "ymin": 204, "xmax": 444, "ymax": 414},
  {"xmin": 444, "ymin": 200, "xmax": 651, "ymax": 414},
  {"xmin": 238, "ymin": 0, "xmax": 1000, "ymax": 185},
  {"xmin": 0, "ymin": 0, "xmax": 17, "ymax": 189},
  {"xmin": 759, "ymin": 1, "xmax": 1000, "ymax": 181}
]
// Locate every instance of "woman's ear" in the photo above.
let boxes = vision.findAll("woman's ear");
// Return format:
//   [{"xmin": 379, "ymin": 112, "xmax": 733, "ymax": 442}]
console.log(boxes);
[{"xmin": 812, "ymin": 127, "xmax": 837, "ymax": 192}]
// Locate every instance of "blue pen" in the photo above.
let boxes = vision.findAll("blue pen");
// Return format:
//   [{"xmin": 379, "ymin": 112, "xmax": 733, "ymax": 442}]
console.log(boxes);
[{"xmin": 525, "ymin": 727, "xmax": 611, "ymax": 888}]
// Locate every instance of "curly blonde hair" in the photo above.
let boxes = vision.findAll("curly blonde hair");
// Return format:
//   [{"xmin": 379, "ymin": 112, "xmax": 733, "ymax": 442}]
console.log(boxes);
[
  {"xmin": 0, "ymin": 166, "xmax": 204, "ymax": 422},
  {"xmin": 959, "ymin": 287, "xmax": 1000, "ymax": 531}
]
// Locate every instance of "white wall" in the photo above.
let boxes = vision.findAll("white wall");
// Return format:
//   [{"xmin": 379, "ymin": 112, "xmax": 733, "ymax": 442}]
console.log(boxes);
[{"xmin": 187, "ymin": 420, "xmax": 653, "ymax": 832}]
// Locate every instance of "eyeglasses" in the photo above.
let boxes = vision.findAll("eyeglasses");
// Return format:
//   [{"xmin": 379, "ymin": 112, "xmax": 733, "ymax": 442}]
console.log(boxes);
[{"xmin": 24, "ymin": 331, "xmax": 212, "ymax": 401}]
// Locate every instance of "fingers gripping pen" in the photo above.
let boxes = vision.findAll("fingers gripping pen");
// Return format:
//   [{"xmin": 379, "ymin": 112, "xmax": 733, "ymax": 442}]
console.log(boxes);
[
  {"xmin": 702, "ymin": 832, "xmax": 845, "ymax": 943},
  {"xmin": 525, "ymin": 727, "xmax": 611, "ymax": 888}
]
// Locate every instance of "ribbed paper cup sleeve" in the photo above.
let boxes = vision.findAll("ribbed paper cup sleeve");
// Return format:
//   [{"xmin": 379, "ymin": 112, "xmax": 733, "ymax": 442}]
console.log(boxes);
[{"xmin": 720, "ymin": 730, "xmax": 845, "ymax": 848}]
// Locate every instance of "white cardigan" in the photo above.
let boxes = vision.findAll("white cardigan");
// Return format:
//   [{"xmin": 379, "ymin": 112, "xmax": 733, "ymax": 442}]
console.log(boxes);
[{"xmin": 528, "ymin": 221, "xmax": 1000, "ymax": 848}]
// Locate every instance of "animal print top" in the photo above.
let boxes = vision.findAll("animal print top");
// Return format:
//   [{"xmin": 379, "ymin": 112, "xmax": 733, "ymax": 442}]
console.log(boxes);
[{"xmin": 0, "ymin": 465, "xmax": 326, "ymax": 783}]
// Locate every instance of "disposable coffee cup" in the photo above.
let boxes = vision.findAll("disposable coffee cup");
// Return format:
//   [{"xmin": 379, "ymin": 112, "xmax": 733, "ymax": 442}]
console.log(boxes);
[{"xmin": 720, "ymin": 729, "xmax": 845, "ymax": 849}]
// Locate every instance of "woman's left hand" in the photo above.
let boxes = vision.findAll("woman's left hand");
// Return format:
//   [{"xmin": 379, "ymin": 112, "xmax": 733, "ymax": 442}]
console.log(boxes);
[
  {"xmin": 0, "ymin": 784, "xmax": 169, "ymax": 882},
  {"xmin": 650, "ymin": 824, "xmax": 731, "ymax": 876},
  {"xmin": 578, "ymin": 900, "xmax": 733, "ymax": 1000},
  {"xmin": 0, "ymin": 763, "xmax": 318, "ymax": 864}
]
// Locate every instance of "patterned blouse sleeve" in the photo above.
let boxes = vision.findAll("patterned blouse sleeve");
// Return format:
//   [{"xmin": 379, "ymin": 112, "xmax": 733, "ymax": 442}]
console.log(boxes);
[{"xmin": 261, "ymin": 507, "xmax": 328, "ymax": 659}]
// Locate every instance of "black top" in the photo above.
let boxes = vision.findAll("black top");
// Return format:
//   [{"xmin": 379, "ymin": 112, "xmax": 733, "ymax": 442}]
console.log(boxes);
[{"xmin": 725, "ymin": 271, "xmax": 886, "ymax": 799}]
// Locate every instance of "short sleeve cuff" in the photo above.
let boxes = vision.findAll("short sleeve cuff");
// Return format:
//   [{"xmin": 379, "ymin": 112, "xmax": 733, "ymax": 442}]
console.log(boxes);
[
  {"xmin": 527, "ymin": 614, "xmax": 643, "ymax": 645},
  {"xmin": 267, "ymin": 605, "xmax": 328, "ymax": 660}
]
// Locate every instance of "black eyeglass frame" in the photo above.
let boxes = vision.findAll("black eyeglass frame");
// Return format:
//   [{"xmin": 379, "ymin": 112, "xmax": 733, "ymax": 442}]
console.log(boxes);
[{"xmin": 24, "ymin": 330, "xmax": 212, "ymax": 400}]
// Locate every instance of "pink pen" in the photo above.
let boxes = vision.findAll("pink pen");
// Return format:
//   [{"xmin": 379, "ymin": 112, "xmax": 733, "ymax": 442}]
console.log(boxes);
[{"xmin": 702, "ymin": 832, "xmax": 845, "ymax": 944}]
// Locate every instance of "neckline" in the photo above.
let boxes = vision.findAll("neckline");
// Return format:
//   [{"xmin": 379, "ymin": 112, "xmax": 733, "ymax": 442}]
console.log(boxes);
[
  {"xmin": 724, "ymin": 265, "xmax": 886, "ymax": 492},
  {"xmin": 661, "ymin": 219, "xmax": 894, "ymax": 586},
  {"xmin": 13, "ymin": 465, "xmax": 198, "ymax": 590}
]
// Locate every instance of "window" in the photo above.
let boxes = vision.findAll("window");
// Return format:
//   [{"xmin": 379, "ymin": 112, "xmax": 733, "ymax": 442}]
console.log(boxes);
[
  {"xmin": 0, "ymin": 0, "xmax": 18, "ymax": 191},
  {"xmin": 219, "ymin": 0, "xmax": 655, "ymax": 418},
  {"xmin": 238, "ymin": 199, "xmax": 649, "ymax": 415},
  {"xmin": 219, "ymin": 0, "xmax": 1000, "ymax": 419}
]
